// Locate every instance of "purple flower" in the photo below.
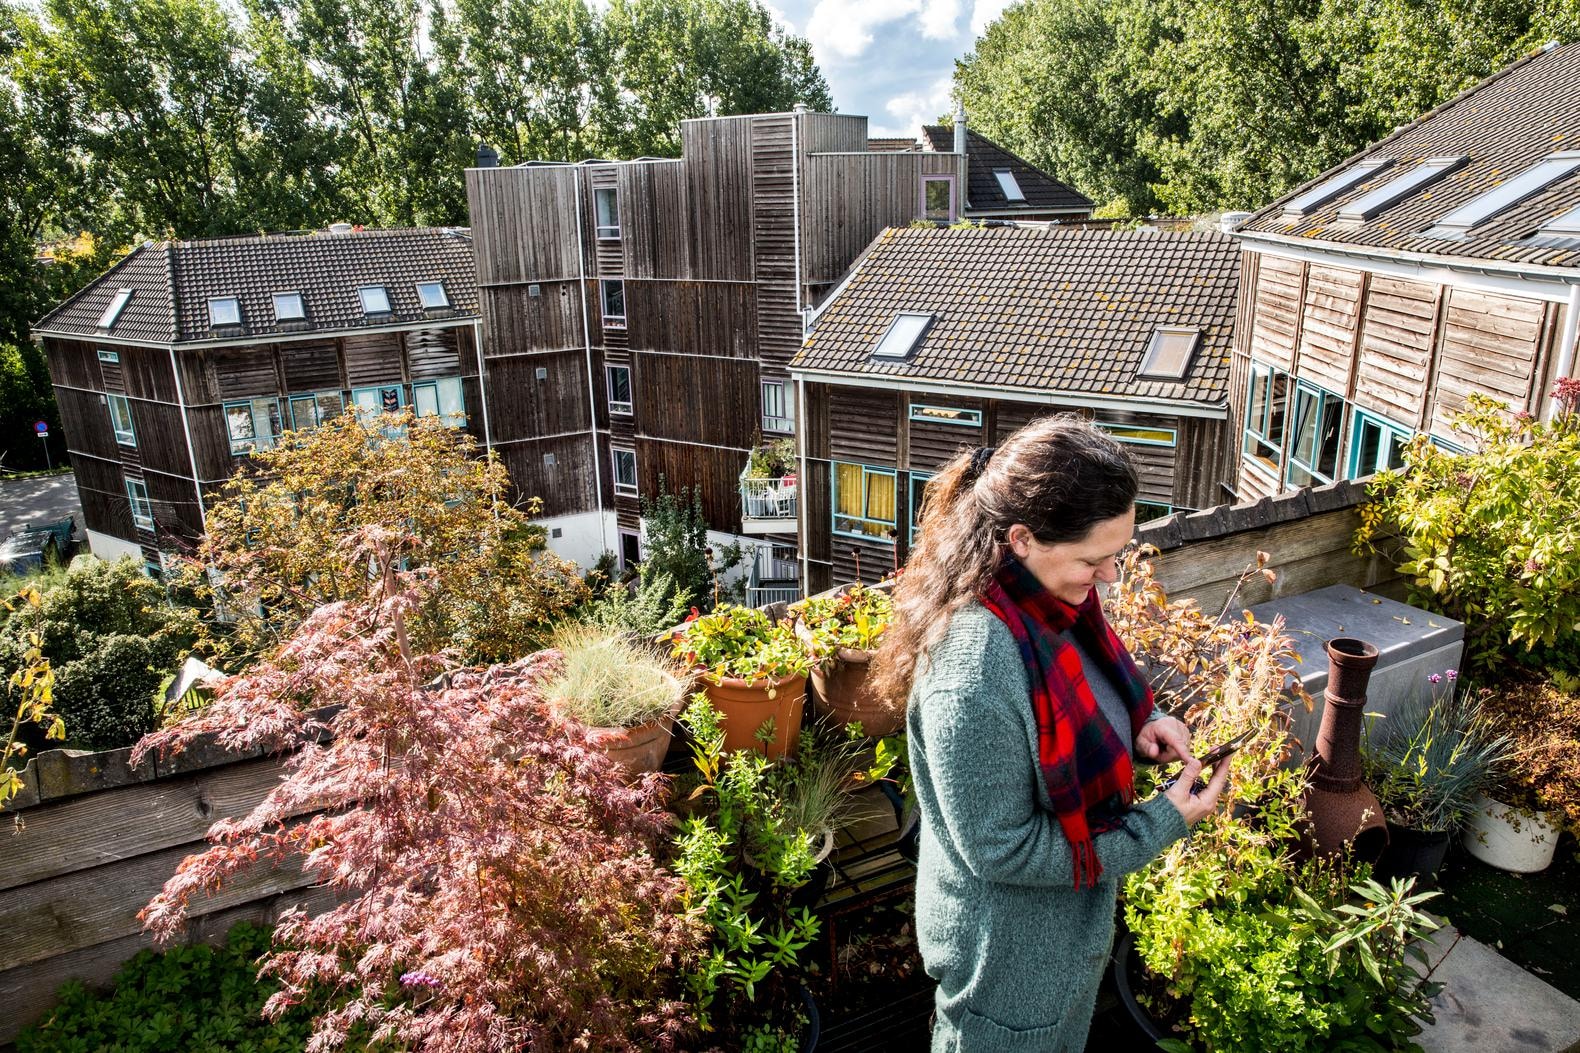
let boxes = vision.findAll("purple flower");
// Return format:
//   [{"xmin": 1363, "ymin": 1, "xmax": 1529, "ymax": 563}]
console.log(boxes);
[
  {"xmin": 1428, "ymin": 673, "xmax": 1443, "ymax": 685},
  {"xmin": 400, "ymin": 971, "xmax": 442, "ymax": 990},
  {"xmin": 1446, "ymin": 669, "xmax": 1458, "ymax": 681}
]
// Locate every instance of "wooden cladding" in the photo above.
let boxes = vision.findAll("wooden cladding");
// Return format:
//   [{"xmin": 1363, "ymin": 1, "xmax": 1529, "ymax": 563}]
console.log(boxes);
[
  {"xmin": 280, "ymin": 342, "xmax": 340, "ymax": 392},
  {"xmin": 496, "ymin": 434, "xmax": 598, "ymax": 517},
  {"xmin": 210, "ymin": 348, "xmax": 281, "ymax": 399},
  {"xmin": 467, "ymin": 166, "xmax": 582, "ymax": 284},
  {"xmin": 800, "ymin": 152, "xmax": 962, "ymax": 283},
  {"xmin": 829, "ymin": 387, "xmax": 900, "ymax": 465},
  {"xmin": 1294, "ymin": 265, "xmax": 1365, "ymax": 396},
  {"xmin": 483, "ymin": 281, "xmax": 583, "ymax": 356},
  {"xmin": 53, "ymin": 386, "xmax": 119, "ymax": 461},
  {"xmin": 632, "ymin": 352, "xmax": 758, "ymax": 448},
  {"xmin": 484, "ymin": 352, "xmax": 591, "ymax": 442},
  {"xmin": 635, "ymin": 436, "xmax": 745, "ymax": 533},
  {"xmin": 343, "ymin": 333, "xmax": 404, "ymax": 387},
  {"xmin": 1354, "ymin": 275, "xmax": 1436, "ymax": 423},
  {"xmin": 1429, "ymin": 288, "xmax": 1546, "ymax": 435},
  {"xmin": 406, "ymin": 328, "xmax": 463, "ymax": 380},
  {"xmin": 623, "ymin": 281, "xmax": 758, "ymax": 359}
]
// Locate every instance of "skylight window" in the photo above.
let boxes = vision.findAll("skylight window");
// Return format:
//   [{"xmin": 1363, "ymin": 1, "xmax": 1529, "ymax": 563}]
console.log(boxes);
[
  {"xmin": 416, "ymin": 281, "xmax": 449, "ymax": 309},
  {"xmin": 1535, "ymin": 202, "xmax": 1580, "ymax": 237},
  {"xmin": 208, "ymin": 297, "xmax": 241, "ymax": 328},
  {"xmin": 993, "ymin": 168, "xmax": 1027, "ymax": 203},
  {"xmin": 870, "ymin": 312, "xmax": 933, "ymax": 360},
  {"xmin": 1424, "ymin": 152, "xmax": 1580, "ymax": 237},
  {"xmin": 1337, "ymin": 156, "xmax": 1467, "ymax": 223},
  {"xmin": 1280, "ymin": 158, "xmax": 1393, "ymax": 218},
  {"xmin": 97, "ymin": 288, "xmax": 133, "ymax": 330},
  {"xmin": 272, "ymin": 292, "xmax": 305, "ymax": 321},
  {"xmin": 359, "ymin": 285, "xmax": 392, "ymax": 315},
  {"xmin": 1137, "ymin": 326, "xmax": 1201, "ymax": 381}
]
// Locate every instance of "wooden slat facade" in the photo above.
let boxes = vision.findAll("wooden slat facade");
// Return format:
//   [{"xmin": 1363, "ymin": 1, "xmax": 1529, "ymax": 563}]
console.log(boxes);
[
  {"xmin": 1234, "ymin": 249, "xmax": 1572, "ymax": 498},
  {"xmin": 800, "ymin": 151, "xmax": 964, "ymax": 284}
]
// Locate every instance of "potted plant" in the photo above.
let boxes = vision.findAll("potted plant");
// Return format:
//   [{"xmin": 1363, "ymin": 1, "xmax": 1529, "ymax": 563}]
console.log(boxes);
[
  {"xmin": 667, "ymin": 603, "xmax": 812, "ymax": 759},
  {"xmin": 541, "ymin": 623, "xmax": 688, "ymax": 775},
  {"xmin": 1459, "ymin": 674, "xmax": 1580, "ymax": 873},
  {"xmin": 790, "ymin": 581, "xmax": 900, "ymax": 737},
  {"xmin": 674, "ymin": 696, "xmax": 843, "ymax": 1050},
  {"xmin": 1361, "ymin": 670, "xmax": 1514, "ymax": 884},
  {"xmin": 746, "ymin": 437, "xmax": 798, "ymax": 481}
]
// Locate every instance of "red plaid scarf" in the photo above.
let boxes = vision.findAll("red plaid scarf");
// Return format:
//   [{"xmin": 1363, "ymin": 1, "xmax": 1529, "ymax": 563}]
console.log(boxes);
[{"xmin": 980, "ymin": 557, "xmax": 1154, "ymax": 888}]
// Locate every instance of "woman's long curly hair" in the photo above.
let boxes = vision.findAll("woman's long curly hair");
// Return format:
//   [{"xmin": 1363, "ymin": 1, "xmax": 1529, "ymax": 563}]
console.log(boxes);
[{"xmin": 869, "ymin": 414, "xmax": 1139, "ymax": 707}]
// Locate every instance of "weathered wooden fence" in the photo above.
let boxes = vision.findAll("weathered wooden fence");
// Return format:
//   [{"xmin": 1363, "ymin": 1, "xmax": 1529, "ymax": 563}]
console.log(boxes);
[
  {"xmin": 0, "ymin": 733, "xmax": 327, "ymax": 1048},
  {"xmin": 0, "ymin": 477, "xmax": 1402, "ymax": 1047}
]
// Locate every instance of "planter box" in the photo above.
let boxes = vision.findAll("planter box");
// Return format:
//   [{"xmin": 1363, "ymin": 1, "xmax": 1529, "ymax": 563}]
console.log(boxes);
[{"xmin": 1246, "ymin": 585, "xmax": 1464, "ymax": 756}]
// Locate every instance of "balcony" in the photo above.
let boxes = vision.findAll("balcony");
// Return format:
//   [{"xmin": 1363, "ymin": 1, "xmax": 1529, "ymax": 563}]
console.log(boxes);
[
  {"xmin": 746, "ymin": 544, "xmax": 801, "ymax": 609},
  {"xmin": 739, "ymin": 446, "xmax": 798, "ymax": 535}
]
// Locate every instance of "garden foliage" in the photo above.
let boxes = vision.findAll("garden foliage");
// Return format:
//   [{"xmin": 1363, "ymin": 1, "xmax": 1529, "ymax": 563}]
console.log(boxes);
[
  {"xmin": 1, "ymin": 586, "xmax": 60, "ymax": 807},
  {"xmin": 639, "ymin": 480, "xmax": 744, "ymax": 613},
  {"xmin": 0, "ymin": 555, "xmax": 191, "ymax": 750},
  {"xmin": 135, "ymin": 533, "xmax": 702, "ymax": 1051},
  {"xmin": 181, "ymin": 410, "xmax": 586, "ymax": 668},
  {"xmin": 1354, "ymin": 384, "xmax": 1580, "ymax": 674}
]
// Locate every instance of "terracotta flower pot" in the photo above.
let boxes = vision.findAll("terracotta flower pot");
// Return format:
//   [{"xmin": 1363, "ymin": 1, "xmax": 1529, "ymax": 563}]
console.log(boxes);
[
  {"xmin": 582, "ymin": 698, "xmax": 686, "ymax": 776},
  {"xmin": 699, "ymin": 671, "xmax": 807, "ymax": 759},
  {"xmin": 811, "ymin": 646, "xmax": 905, "ymax": 738}
]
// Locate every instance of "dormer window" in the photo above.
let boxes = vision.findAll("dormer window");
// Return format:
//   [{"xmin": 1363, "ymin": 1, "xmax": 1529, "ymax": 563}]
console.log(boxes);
[
  {"xmin": 359, "ymin": 285, "xmax": 392, "ymax": 315},
  {"xmin": 416, "ymin": 281, "xmax": 449, "ymax": 309},
  {"xmin": 1424, "ymin": 151, "xmax": 1580, "ymax": 238},
  {"xmin": 1337, "ymin": 156, "xmax": 1467, "ymax": 223},
  {"xmin": 272, "ymin": 292, "xmax": 306, "ymax": 321},
  {"xmin": 871, "ymin": 312, "xmax": 934, "ymax": 360},
  {"xmin": 993, "ymin": 168, "xmax": 1026, "ymax": 203},
  {"xmin": 1137, "ymin": 326, "xmax": 1201, "ymax": 381},
  {"xmin": 1281, "ymin": 158, "xmax": 1393, "ymax": 218},
  {"xmin": 208, "ymin": 297, "xmax": 241, "ymax": 328},
  {"xmin": 98, "ymin": 288, "xmax": 133, "ymax": 330}
]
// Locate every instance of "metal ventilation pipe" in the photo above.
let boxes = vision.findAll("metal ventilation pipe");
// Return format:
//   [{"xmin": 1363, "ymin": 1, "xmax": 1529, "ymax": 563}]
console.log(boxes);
[
  {"xmin": 1302, "ymin": 638, "xmax": 1389, "ymax": 862},
  {"xmin": 953, "ymin": 101, "xmax": 967, "ymax": 155}
]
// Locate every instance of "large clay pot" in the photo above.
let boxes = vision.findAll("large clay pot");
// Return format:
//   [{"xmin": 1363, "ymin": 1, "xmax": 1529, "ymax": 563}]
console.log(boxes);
[
  {"xmin": 797, "ymin": 627, "xmax": 905, "ymax": 738},
  {"xmin": 1462, "ymin": 792, "xmax": 1561, "ymax": 873},
  {"xmin": 582, "ymin": 698, "xmax": 685, "ymax": 776},
  {"xmin": 700, "ymin": 672, "xmax": 807, "ymax": 759}
]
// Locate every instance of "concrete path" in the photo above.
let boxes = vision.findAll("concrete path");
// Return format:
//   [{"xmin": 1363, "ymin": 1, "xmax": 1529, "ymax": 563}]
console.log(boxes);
[
  {"xmin": 0, "ymin": 472, "xmax": 84, "ymax": 538},
  {"xmin": 1419, "ymin": 923, "xmax": 1580, "ymax": 1053}
]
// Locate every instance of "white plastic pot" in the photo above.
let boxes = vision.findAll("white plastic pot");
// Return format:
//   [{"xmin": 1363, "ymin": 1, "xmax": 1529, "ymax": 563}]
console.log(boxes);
[{"xmin": 1461, "ymin": 792, "xmax": 1561, "ymax": 873}]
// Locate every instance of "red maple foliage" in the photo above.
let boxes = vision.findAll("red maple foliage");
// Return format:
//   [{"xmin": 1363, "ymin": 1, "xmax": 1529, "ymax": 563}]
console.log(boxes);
[{"xmin": 133, "ymin": 530, "xmax": 703, "ymax": 1052}]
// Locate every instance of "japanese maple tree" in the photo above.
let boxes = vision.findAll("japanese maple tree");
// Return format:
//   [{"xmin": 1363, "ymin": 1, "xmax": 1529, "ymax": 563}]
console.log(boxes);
[{"xmin": 134, "ymin": 530, "xmax": 702, "ymax": 1051}]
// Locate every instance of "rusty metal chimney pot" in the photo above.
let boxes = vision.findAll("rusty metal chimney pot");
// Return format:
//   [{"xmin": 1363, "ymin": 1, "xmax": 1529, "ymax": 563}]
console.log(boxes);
[{"xmin": 1303, "ymin": 637, "xmax": 1389, "ymax": 861}]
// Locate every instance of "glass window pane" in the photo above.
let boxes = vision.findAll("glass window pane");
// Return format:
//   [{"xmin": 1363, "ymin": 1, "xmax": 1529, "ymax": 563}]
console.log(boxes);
[
  {"xmin": 1355, "ymin": 420, "xmax": 1382, "ymax": 476},
  {"xmin": 609, "ymin": 366, "xmax": 631, "ymax": 406},
  {"xmin": 316, "ymin": 392, "xmax": 344, "ymax": 423},
  {"xmin": 1339, "ymin": 156, "xmax": 1466, "ymax": 222},
  {"xmin": 1247, "ymin": 368, "xmax": 1268, "ymax": 434},
  {"xmin": 872, "ymin": 313, "xmax": 932, "ymax": 359},
  {"xmin": 437, "ymin": 378, "xmax": 465, "ymax": 423},
  {"xmin": 416, "ymin": 282, "xmax": 448, "ymax": 309},
  {"xmin": 273, "ymin": 293, "xmax": 305, "ymax": 320},
  {"xmin": 1428, "ymin": 152, "xmax": 1580, "ymax": 236},
  {"xmin": 1281, "ymin": 158, "xmax": 1393, "ymax": 217},
  {"xmin": 601, "ymin": 281, "xmax": 624, "ymax": 318},
  {"xmin": 865, "ymin": 471, "xmax": 895, "ymax": 523},
  {"xmin": 834, "ymin": 463, "xmax": 863, "ymax": 517},
  {"xmin": 208, "ymin": 297, "xmax": 240, "ymax": 327},
  {"xmin": 359, "ymin": 286, "xmax": 391, "ymax": 314},
  {"xmin": 1385, "ymin": 431, "xmax": 1409, "ymax": 470},
  {"xmin": 1315, "ymin": 398, "xmax": 1344, "ymax": 478},
  {"xmin": 993, "ymin": 169, "xmax": 1025, "ymax": 202},
  {"xmin": 595, "ymin": 188, "xmax": 619, "ymax": 236},
  {"xmin": 1266, "ymin": 373, "xmax": 1289, "ymax": 449},
  {"xmin": 1290, "ymin": 388, "xmax": 1320, "ymax": 465},
  {"xmin": 226, "ymin": 404, "xmax": 256, "ymax": 442},
  {"xmin": 1138, "ymin": 328, "xmax": 1200, "ymax": 380},
  {"xmin": 413, "ymin": 383, "xmax": 440, "ymax": 417},
  {"xmin": 924, "ymin": 178, "xmax": 952, "ymax": 220}
]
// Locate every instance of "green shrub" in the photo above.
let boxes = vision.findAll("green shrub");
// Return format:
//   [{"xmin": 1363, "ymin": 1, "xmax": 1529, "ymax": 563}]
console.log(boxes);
[
  {"xmin": 1354, "ymin": 386, "xmax": 1580, "ymax": 675},
  {"xmin": 0, "ymin": 555, "xmax": 193, "ymax": 751},
  {"xmin": 17, "ymin": 922, "xmax": 320, "ymax": 1053}
]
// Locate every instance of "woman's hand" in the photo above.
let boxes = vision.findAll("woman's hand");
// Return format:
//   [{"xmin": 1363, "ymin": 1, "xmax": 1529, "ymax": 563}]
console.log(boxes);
[
  {"xmin": 1135, "ymin": 715, "xmax": 1193, "ymax": 765},
  {"xmin": 1163, "ymin": 757, "xmax": 1232, "ymax": 825}
]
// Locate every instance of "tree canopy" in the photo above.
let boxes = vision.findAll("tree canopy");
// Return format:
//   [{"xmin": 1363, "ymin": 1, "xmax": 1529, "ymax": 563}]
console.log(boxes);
[{"xmin": 956, "ymin": 0, "xmax": 1579, "ymax": 217}]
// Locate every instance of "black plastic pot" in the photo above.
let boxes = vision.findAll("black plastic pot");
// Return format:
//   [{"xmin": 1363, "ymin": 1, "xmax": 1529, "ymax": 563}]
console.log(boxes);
[
  {"xmin": 1109, "ymin": 929, "xmax": 1171, "ymax": 1049},
  {"xmin": 878, "ymin": 780, "xmax": 921, "ymax": 863},
  {"xmin": 800, "ymin": 982, "xmax": 822, "ymax": 1053},
  {"xmin": 1375, "ymin": 822, "xmax": 1452, "ymax": 886}
]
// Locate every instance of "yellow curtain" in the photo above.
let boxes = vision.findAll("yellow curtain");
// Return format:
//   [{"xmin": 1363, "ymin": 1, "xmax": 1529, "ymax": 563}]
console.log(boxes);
[
  {"xmin": 835, "ymin": 462, "xmax": 864, "ymax": 517},
  {"xmin": 865, "ymin": 471, "xmax": 896, "ymax": 523}
]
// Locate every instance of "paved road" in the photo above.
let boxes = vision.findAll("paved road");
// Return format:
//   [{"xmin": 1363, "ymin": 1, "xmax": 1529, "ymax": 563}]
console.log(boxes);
[{"xmin": 0, "ymin": 473, "xmax": 85, "ymax": 538}]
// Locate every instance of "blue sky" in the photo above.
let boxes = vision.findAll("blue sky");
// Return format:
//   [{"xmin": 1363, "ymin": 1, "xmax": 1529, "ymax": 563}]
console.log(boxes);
[{"xmin": 768, "ymin": 0, "xmax": 1015, "ymax": 137}]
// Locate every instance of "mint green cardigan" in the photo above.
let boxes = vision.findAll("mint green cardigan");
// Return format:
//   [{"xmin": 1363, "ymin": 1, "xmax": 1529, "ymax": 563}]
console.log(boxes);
[{"xmin": 908, "ymin": 603, "xmax": 1189, "ymax": 1052}]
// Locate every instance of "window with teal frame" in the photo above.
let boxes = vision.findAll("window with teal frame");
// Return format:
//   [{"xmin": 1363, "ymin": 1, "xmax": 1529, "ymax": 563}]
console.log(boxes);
[
  {"xmin": 832, "ymin": 461, "xmax": 897, "ymax": 542},
  {"xmin": 288, "ymin": 391, "xmax": 345, "ymax": 432},
  {"xmin": 908, "ymin": 404, "xmax": 981, "ymax": 427},
  {"xmin": 1285, "ymin": 383, "xmax": 1346, "ymax": 488},
  {"xmin": 1243, "ymin": 363, "xmax": 1291, "ymax": 479},
  {"xmin": 351, "ymin": 384, "xmax": 406, "ymax": 417},
  {"xmin": 907, "ymin": 471, "xmax": 934, "ymax": 545},
  {"xmin": 412, "ymin": 377, "xmax": 466, "ymax": 427},
  {"xmin": 1347, "ymin": 409, "xmax": 1412, "ymax": 479}
]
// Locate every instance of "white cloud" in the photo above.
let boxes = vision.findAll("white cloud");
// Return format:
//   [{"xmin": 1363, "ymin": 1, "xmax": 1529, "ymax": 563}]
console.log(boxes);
[
  {"xmin": 806, "ymin": 0, "xmax": 922, "ymax": 61},
  {"xmin": 918, "ymin": 0, "xmax": 961, "ymax": 39},
  {"xmin": 870, "ymin": 74, "xmax": 955, "ymax": 138},
  {"xmin": 970, "ymin": 0, "xmax": 1014, "ymax": 34},
  {"xmin": 760, "ymin": 0, "xmax": 799, "ymax": 35}
]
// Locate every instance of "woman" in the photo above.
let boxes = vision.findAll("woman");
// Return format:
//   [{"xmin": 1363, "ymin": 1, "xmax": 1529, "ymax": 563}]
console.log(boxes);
[{"xmin": 870, "ymin": 416, "xmax": 1230, "ymax": 1052}]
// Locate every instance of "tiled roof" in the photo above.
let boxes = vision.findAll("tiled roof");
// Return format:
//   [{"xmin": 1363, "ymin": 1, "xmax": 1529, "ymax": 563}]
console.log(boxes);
[
  {"xmin": 793, "ymin": 226, "xmax": 1239, "ymax": 406},
  {"xmin": 35, "ymin": 228, "xmax": 478, "ymax": 344},
  {"xmin": 1238, "ymin": 42, "xmax": 1580, "ymax": 269},
  {"xmin": 920, "ymin": 127, "xmax": 1094, "ymax": 215}
]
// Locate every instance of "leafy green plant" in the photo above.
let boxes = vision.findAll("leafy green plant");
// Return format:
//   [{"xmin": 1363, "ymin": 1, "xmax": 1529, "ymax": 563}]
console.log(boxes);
[
  {"xmin": 791, "ymin": 582, "xmax": 893, "ymax": 659},
  {"xmin": 1354, "ymin": 385, "xmax": 1580, "ymax": 675},
  {"xmin": 746, "ymin": 438, "xmax": 797, "ymax": 480},
  {"xmin": 583, "ymin": 567, "xmax": 695, "ymax": 637},
  {"xmin": 640, "ymin": 479, "xmax": 746, "ymax": 612},
  {"xmin": 673, "ymin": 696, "xmax": 826, "ymax": 1048},
  {"xmin": 2, "ymin": 587, "xmax": 61, "ymax": 807},
  {"xmin": 542, "ymin": 623, "xmax": 685, "ymax": 728},
  {"xmin": 1362, "ymin": 671, "xmax": 1513, "ymax": 832},
  {"xmin": 16, "ymin": 921, "xmax": 325, "ymax": 1053},
  {"xmin": 668, "ymin": 603, "xmax": 812, "ymax": 686}
]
